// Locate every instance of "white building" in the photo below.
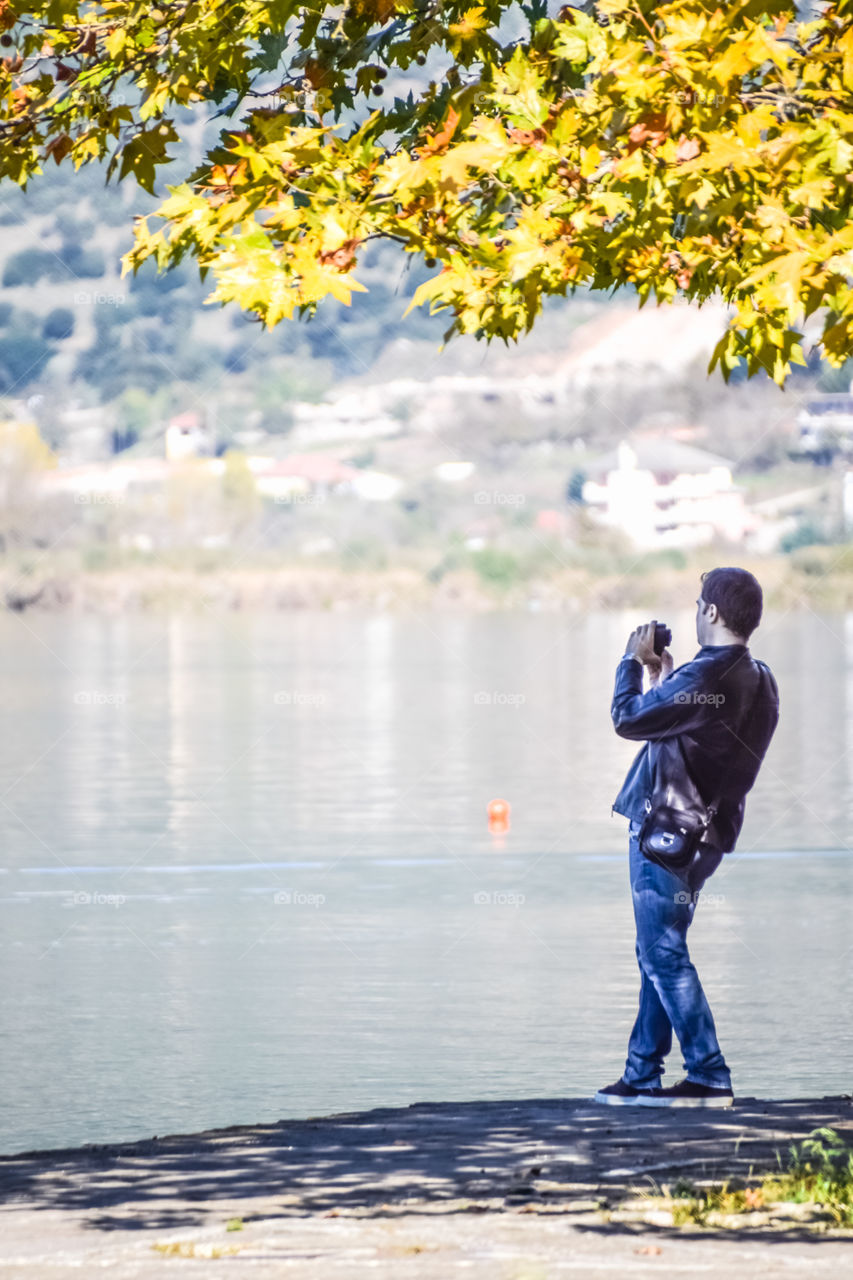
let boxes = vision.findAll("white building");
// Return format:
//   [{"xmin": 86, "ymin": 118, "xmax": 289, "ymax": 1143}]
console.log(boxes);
[
  {"xmin": 165, "ymin": 411, "xmax": 214, "ymax": 462},
  {"xmin": 795, "ymin": 386, "xmax": 853, "ymax": 461},
  {"xmin": 582, "ymin": 438, "xmax": 751, "ymax": 549}
]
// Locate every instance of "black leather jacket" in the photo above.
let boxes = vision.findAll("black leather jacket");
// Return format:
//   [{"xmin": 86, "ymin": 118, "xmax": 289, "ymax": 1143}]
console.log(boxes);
[{"xmin": 611, "ymin": 643, "xmax": 780, "ymax": 854}]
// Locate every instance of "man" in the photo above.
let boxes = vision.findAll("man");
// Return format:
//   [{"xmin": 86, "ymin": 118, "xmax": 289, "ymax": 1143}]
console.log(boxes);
[{"xmin": 595, "ymin": 567, "xmax": 780, "ymax": 1108}]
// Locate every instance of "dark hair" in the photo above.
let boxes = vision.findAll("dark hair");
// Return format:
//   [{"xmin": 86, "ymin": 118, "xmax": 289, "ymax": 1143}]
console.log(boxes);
[{"xmin": 700, "ymin": 567, "xmax": 763, "ymax": 640}]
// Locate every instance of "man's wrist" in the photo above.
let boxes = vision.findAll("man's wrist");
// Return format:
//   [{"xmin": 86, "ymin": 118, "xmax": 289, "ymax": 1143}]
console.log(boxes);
[{"xmin": 621, "ymin": 653, "xmax": 643, "ymax": 665}]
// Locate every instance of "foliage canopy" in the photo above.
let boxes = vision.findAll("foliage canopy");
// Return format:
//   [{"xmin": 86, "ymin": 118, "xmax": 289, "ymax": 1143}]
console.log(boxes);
[{"xmin": 3, "ymin": 1, "xmax": 853, "ymax": 382}]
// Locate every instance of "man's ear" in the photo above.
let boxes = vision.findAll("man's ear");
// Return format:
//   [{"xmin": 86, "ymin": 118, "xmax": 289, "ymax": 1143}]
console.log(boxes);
[{"xmin": 706, "ymin": 603, "xmax": 719, "ymax": 624}]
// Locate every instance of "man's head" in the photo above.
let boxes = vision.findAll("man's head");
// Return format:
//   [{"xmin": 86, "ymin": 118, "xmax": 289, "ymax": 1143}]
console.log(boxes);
[{"xmin": 696, "ymin": 567, "xmax": 763, "ymax": 646}]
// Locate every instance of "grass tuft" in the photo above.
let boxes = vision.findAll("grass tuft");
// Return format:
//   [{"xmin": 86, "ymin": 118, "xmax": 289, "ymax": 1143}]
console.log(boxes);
[
  {"xmin": 762, "ymin": 1127, "xmax": 853, "ymax": 1227},
  {"xmin": 664, "ymin": 1129, "xmax": 853, "ymax": 1229}
]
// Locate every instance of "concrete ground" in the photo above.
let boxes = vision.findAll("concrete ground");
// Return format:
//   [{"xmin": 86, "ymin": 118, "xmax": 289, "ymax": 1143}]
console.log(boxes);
[{"xmin": 1, "ymin": 1096, "xmax": 852, "ymax": 1278}]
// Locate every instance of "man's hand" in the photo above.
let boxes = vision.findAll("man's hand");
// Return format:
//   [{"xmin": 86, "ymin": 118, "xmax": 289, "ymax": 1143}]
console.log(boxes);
[
  {"xmin": 625, "ymin": 621, "xmax": 659, "ymax": 666},
  {"xmin": 625, "ymin": 621, "xmax": 673, "ymax": 685},
  {"xmin": 649, "ymin": 649, "xmax": 674, "ymax": 687}
]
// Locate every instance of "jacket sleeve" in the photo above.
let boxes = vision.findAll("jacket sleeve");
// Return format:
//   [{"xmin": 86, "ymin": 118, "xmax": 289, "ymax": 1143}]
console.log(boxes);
[{"xmin": 611, "ymin": 657, "xmax": 715, "ymax": 742}]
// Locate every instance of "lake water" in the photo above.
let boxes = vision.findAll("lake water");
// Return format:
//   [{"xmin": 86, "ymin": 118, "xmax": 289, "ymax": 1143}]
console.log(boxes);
[{"xmin": 1, "ymin": 607, "xmax": 851, "ymax": 1155}]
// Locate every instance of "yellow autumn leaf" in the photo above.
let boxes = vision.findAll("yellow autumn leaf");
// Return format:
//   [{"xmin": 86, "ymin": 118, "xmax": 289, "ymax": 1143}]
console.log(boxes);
[
  {"xmin": 839, "ymin": 28, "xmax": 853, "ymax": 90},
  {"xmin": 579, "ymin": 142, "xmax": 602, "ymax": 178},
  {"xmin": 695, "ymin": 132, "xmax": 755, "ymax": 172},
  {"xmin": 712, "ymin": 32, "xmax": 764, "ymax": 83},
  {"xmin": 320, "ymin": 211, "xmax": 354, "ymax": 250},
  {"xmin": 293, "ymin": 247, "xmax": 368, "ymax": 306},
  {"xmin": 448, "ymin": 7, "xmax": 490, "ymax": 40},
  {"xmin": 789, "ymin": 177, "xmax": 833, "ymax": 208},
  {"xmin": 104, "ymin": 27, "xmax": 127, "ymax": 58}
]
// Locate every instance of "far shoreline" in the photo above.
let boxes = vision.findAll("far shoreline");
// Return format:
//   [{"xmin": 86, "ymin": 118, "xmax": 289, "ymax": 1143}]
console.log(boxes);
[{"xmin": 4, "ymin": 550, "xmax": 853, "ymax": 614}]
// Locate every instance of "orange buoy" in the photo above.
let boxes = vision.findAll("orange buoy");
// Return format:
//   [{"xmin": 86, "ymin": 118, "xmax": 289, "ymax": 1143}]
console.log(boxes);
[{"xmin": 487, "ymin": 798, "xmax": 511, "ymax": 833}]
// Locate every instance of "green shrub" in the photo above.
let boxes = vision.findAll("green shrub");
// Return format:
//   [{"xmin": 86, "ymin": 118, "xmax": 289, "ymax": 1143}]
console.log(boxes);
[
  {"xmin": 340, "ymin": 537, "xmax": 389, "ymax": 571},
  {"xmin": 640, "ymin": 548, "xmax": 689, "ymax": 571},
  {"xmin": 469, "ymin": 547, "xmax": 523, "ymax": 590},
  {"xmin": 781, "ymin": 520, "xmax": 831, "ymax": 554},
  {"xmin": 789, "ymin": 541, "xmax": 853, "ymax": 575},
  {"xmin": 763, "ymin": 1127, "xmax": 853, "ymax": 1227}
]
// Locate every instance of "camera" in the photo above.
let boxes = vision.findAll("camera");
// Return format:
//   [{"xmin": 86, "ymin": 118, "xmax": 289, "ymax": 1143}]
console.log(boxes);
[{"xmin": 653, "ymin": 622, "xmax": 672, "ymax": 656}]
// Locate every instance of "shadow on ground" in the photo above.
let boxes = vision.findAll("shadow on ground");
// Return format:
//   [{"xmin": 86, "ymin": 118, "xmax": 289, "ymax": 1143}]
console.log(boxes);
[{"xmin": 0, "ymin": 1096, "xmax": 850, "ymax": 1238}]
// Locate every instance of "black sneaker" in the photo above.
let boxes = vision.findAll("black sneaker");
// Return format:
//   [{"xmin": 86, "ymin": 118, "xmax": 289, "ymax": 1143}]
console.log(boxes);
[
  {"xmin": 593, "ymin": 1079, "xmax": 658, "ymax": 1106},
  {"xmin": 640, "ymin": 1079, "xmax": 734, "ymax": 1108}
]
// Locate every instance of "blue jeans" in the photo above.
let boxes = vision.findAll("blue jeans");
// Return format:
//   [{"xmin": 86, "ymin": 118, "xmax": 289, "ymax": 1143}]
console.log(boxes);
[{"xmin": 622, "ymin": 821, "xmax": 731, "ymax": 1090}]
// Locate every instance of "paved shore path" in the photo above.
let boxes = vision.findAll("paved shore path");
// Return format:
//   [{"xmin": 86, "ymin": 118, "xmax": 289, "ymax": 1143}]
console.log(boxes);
[{"xmin": 1, "ymin": 1097, "xmax": 852, "ymax": 1277}]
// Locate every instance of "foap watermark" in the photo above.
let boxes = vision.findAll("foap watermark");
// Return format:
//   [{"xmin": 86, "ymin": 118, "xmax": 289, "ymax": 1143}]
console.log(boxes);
[
  {"xmin": 64, "ymin": 890, "xmax": 126, "ymax": 908},
  {"xmin": 672, "ymin": 88, "xmax": 729, "ymax": 108},
  {"xmin": 473, "ymin": 890, "xmax": 525, "ymax": 906},
  {"xmin": 73, "ymin": 690, "xmax": 126, "ymax": 706},
  {"xmin": 73, "ymin": 491, "xmax": 125, "ymax": 505},
  {"xmin": 258, "ymin": 84, "xmax": 335, "ymax": 114},
  {"xmin": 273, "ymin": 889, "xmax": 326, "ymax": 907},
  {"xmin": 71, "ymin": 87, "xmax": 129, "ymax": 112},
  {"xmin": 675, "ymin": 691, "xmax": 726, "ymax": 707},
  {"xmin": 674, "ymin": 890, "xmax": 726, "ymax": 906},
  {"xmin": 273, "ymin": 690, "xmax": 327, "ymax": 707},
  {"xmin": 73, "ymin": 290, "xmax": 126, "ymax": 307},
  {"xmin": 273, "ymin": 491, "xmax": 326, "ymax": 505},
  {"xmin": 473, "ymin": 490, "xmax": 526, "ymax": 506},
  {"xmin": 466, "ymin": 87, "xmax": 588, "ymax": 112},
  {"xmin": 474, "ymin": 691, "xmax": 526, "ymax": 707}
]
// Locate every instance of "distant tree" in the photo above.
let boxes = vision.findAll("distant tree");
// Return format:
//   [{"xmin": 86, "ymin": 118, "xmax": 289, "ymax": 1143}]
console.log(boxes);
[
  {"xmin": 116, "ymin": 386, "xmax": 160, "ymax": 438},
  {"xmin": 222, "ymin": 449, "xmax": 261, "ymax": 536},
  {"xmin": 780, "ymin": 518, "xmax": 832, "ymax": 553},
  {"xmin": 0, "ymin": 419, "xmax": 56, "ymax": 551},
  {"xmin": 2, "ymin": 248, "xmax": 55, "ymax": 288},
  {"xmin": 110, "ymin": 425, "xmax": 138, "ymax": 454},
  {"xmin": 0, "ymin": 331, "xmax": 54, "ymax": 391},
  {"xmin": 165, "ymin": 460, "xmax": 223, "ymax": 546},
  {"xmin": 817, "ymin": 359, "xmax": 853, "ymax": 394},
  {"xmin": 55, "ymin": 241, "xmax": 106, "ymax": 279},
  {"xmin": 42, "ymin": 307, "xmax": 75, "ymax": 340},
  {"xmin": 73, "ymin": 339, "xmax": 161, "ymax": 400},
  {"xmin": 0, "ymin": 185, "xmax": 25, "ymax": 224},
  {"xmin": 2, "ymin": 243, "xmax": 105, "ymax": 286},
  {"xmin": 566, "ymin": 469, "xmax": 587, "ymax": 504},
  {"xmin": 52, "ymin": 211, "xmax": 95, "ymax": 241}
]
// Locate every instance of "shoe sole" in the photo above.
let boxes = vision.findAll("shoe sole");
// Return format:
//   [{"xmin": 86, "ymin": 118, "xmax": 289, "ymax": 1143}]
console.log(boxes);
[
  {"xmin": 638, "ymin": 1094, "xmax": 734, "ymax": 1109},
  {"xmin": 593, "ymin": 1091, "xmax": 655, "ymax": 1106}
]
